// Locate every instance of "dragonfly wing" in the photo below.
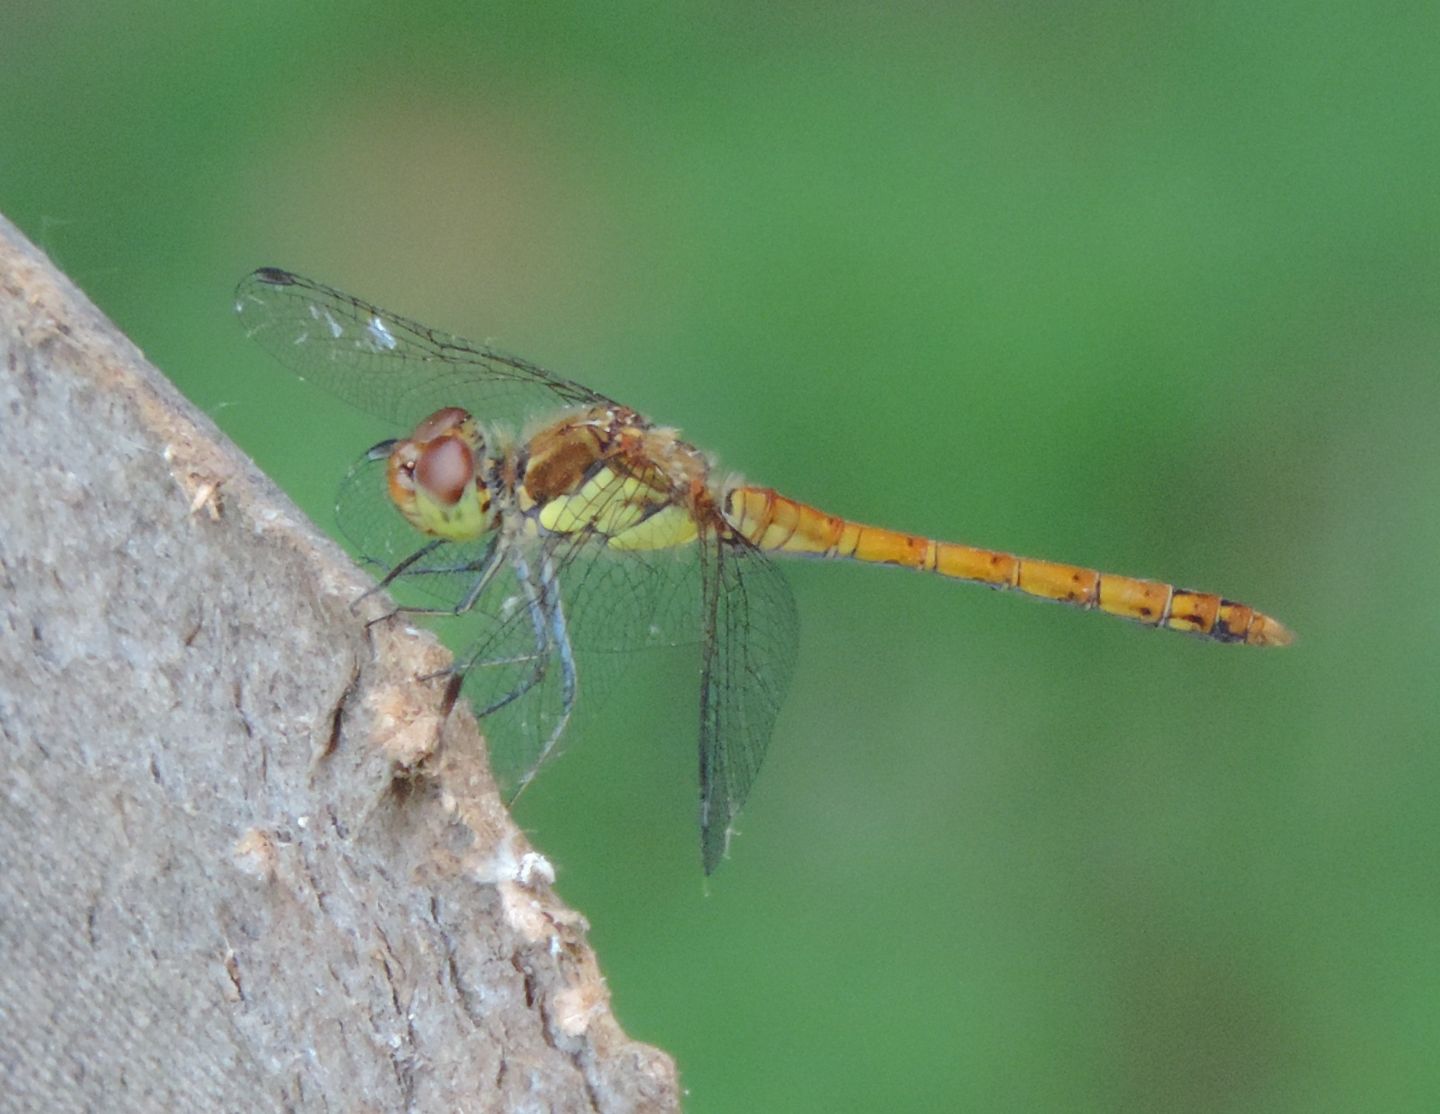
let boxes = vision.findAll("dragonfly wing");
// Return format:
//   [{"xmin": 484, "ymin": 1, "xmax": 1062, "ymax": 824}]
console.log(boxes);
[
  {"xmin": 444, "ymin": 545, "xmax": 579, "ymax": 800},
  {"xmin": 453, "ymin": 533, "xmax": 690, "ymax": 803},
  {"xmin": 235, "ymin": 268, "xmax": 616, "ymax": 431},
  {"xmin": 696, "ymin": 530, "xmax": 799, "ymax": 874},
  {"xmin": 466, "ymin": 510, "xmax": 798, "ymax": 874},
  {"xmin": 442, "ymin": 531, "xmax": 683, "ymax": 803}
]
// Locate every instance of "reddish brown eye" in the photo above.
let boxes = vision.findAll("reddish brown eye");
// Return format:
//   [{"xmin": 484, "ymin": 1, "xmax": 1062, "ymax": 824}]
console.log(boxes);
[{"xmin": 415, "ymin": 435, "xmax": 474, "ymax": 506}]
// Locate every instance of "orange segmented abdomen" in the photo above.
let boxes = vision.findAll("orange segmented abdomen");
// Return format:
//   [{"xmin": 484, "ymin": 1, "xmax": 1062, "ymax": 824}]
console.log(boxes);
[{"xmin": 723, "ymin": 486, "xmax": 1293, "ymax": 646}]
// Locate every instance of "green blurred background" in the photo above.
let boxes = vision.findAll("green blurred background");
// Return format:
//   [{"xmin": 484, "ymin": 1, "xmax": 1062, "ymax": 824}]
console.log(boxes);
[{"xmin": 5, "ymin": 3, "xmax": 1438, "ymax": 1110}]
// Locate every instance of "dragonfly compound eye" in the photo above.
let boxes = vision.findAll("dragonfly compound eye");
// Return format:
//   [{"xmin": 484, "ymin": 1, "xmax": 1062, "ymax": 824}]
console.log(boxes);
[{"xmin": 415, "ymin": 435, "xmax": 476, "ymax": 507}]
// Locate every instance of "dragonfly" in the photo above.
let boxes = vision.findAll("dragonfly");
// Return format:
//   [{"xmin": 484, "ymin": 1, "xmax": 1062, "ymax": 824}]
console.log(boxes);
[{"xmin": 235, "ymin": 267, "xmax": 1293, "ymax": 873}]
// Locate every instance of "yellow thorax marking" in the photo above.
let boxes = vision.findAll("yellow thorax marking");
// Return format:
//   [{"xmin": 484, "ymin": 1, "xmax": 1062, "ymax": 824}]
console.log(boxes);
[
  {"xmin": 536, "ymin": 466, "xmax": 699, "ymax": 550},
  {"xmin": 607, "ymin": 503, "xmax": 699, "ymax": 550}
]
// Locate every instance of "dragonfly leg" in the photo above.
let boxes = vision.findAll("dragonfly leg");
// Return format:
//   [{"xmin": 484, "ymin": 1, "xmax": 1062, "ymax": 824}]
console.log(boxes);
[
  {"xmin": 354, "ymin": 539, "xmax": 445, "ymax": 609},
  {"xmin": 366, "ymin": 537, "xmax": 505, "ymax": 623},
  {"xmin": 507, "ymin": 550, "xmax": 576, "ymax": 801},
  {"xmin": 373, "ymin": 539, "xmax": 549, "ymax": 719}
]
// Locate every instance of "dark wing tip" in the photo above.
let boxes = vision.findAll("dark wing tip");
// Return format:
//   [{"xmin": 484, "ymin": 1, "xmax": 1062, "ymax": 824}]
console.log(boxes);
[
  {"xmin": 250, "ymin": 266, "xmax": 299, "ymax": 286},
  {"xmin": 699, "ymin": 802, "xmax": 732, "ymax": 874}
]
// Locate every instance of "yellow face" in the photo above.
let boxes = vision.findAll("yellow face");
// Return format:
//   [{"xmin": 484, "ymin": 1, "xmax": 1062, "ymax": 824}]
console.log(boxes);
[{"xmin": 386, "ymin": 407, "xmax": 495, "ymax": 541}]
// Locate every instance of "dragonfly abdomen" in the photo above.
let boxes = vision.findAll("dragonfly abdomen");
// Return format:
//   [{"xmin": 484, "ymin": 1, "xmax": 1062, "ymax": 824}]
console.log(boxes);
[{"xmin": 725, "ymin": 486, "xmax": 1292, "ymax": 646}]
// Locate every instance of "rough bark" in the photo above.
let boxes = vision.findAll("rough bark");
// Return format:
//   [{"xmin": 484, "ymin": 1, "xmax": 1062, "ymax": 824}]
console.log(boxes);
[{"xmin": 0, "ymin": 215, "xmax": 679, "ymax": 1113}]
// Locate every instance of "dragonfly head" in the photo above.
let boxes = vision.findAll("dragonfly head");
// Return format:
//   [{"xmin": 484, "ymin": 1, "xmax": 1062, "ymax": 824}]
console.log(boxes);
[{"xmin": 386, "ymin": 407, "xmax": 495, "ymax": 541}]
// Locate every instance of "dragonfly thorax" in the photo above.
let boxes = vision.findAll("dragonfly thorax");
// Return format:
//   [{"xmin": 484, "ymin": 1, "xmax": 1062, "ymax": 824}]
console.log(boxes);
[{"xmin": 386, "ymin": 407, "xmax": 497, "ymax": 541}]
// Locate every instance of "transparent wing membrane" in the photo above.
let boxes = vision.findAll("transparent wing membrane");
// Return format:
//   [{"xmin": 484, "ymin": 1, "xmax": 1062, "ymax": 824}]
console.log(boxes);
[
  {"xmin": 235, "ymin": 268, "xmax": 615, "ymax": 433},
  {"xmin": 698, "ymin": 534, "xmax": 798, "ymax": 872},
  {"xmin": 447, "ymin": 549, "xmax": 578, "ymax": 800}
]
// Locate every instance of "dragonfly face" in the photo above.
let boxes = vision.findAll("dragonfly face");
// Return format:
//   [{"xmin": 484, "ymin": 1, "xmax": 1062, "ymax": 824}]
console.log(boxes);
[
  {"xmin": 386, "ymin": 407, "xmax": 496, "ymax": 543},
  {"xmin": 236, "ymin": 267, "xmax": 1291, "ymax": 875}
]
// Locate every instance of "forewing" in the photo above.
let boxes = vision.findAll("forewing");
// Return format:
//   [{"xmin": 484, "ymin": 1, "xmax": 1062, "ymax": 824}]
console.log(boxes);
[
  {"xmin": 235, "ymin": 268, "xmax": 615, "ymax": 432},
  {"xmin": 697, "ymin": 532, "xmax": 799, "ymax": 874}
]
